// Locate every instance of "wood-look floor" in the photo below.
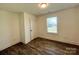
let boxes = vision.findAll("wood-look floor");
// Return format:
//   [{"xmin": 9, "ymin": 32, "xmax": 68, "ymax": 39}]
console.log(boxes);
[{"xmin": 0, "ymin": 38, "xmax": 79, "ymax": 55}]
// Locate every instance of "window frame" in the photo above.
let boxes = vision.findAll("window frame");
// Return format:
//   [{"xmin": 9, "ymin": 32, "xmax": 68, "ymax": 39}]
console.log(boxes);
[{"xmin": 46, "ymin": 16, "xmax": 58, "ymax": 34}]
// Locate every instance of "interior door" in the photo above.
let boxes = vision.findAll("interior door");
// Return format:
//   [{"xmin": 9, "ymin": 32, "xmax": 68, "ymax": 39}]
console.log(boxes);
[
  {"xmin": 24, "ymin": 14, "xmax": 31, "ymax": 44},
  {"xmin": 30, "ymin": 15, "xmax": 36, "ymax": 40},
  {"xmin": 24, "ymin": 13, "xmax": 36, "ymax": 44},
  {"xmin": 29, "ymin": 16, "xmax": 32, "ymax": 41}
]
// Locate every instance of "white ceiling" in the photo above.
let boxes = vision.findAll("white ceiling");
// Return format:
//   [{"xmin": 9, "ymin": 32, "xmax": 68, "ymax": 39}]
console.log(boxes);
[{"xmin": 0, "ymin": 3, "xmax": 79, "ymax": 15}]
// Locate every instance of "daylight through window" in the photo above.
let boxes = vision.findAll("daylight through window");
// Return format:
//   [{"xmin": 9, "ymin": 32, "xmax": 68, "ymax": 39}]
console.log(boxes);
[{"xmin": 47, "ymin": 16, "xmax": 57, "ymax": 33}]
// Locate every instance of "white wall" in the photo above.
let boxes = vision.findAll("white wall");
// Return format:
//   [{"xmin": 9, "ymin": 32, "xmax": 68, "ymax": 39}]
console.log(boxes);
[
  {"xmin": 37, "ymin": 7, "xmax": 79, "ymax": 46},
  {"xmin": 0, "ymin": 10, "xmax": 20, "ymax": 51},
  {"xmin": 0, "ymin": 11, "xmax": 37, "ymax": 50},
  {"xmin": 19, "ymin": 13, "xmax": 25, "ymax": 43}
]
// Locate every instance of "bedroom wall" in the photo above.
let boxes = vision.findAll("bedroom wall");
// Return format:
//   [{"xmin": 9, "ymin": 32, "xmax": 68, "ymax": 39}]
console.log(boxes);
[
  {"xmin": 37, "ymin": 6, "xmax": 79, "ymax": 45},
  {"xmin": 19, "ymin": 13, "xmax": 25, "ymax": 43},
  {"xmin": 0, "ymin": 10, "xmax": 37, "ymax": 50},
  {"xmin": 0, "ymin": 10, "xmax": 20, "ymax": 51}
]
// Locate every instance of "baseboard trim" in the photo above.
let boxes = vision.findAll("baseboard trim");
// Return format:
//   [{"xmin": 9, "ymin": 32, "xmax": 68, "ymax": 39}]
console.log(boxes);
[{"xmin": 35, "ymin": 37, "xmax": 79, "ymax": 48}]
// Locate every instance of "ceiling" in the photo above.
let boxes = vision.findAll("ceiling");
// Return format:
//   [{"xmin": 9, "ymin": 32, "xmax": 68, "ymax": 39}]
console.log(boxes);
[{"xmin": 0, "ymin": 3, "xmax": 79, "ymax": 15}]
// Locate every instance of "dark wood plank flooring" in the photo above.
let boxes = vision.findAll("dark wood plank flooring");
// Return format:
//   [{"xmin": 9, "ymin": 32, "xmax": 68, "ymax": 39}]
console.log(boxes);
[{"xmin": 0, "ymin": 38, "xmax": 79, "ymax": 55}]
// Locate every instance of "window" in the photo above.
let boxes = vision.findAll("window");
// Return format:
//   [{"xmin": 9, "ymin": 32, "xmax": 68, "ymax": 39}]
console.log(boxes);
[{"xmin": 47, "ymin": 16, "xmax": 57, "ymax": 33}]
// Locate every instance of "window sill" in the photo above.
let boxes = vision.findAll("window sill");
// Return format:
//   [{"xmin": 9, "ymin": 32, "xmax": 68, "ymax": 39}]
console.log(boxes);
[{"xmin": 47, "ymin": 32, "xmax": 58, "ymax": 35}]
